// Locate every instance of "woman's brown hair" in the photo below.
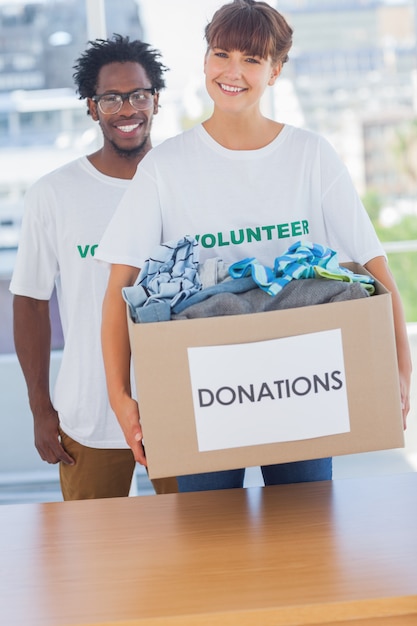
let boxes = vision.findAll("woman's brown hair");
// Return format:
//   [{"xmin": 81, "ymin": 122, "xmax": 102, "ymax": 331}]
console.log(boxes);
[{"xmin": 205, "ymin": 0, "xmax": 293, "ymax": 66}]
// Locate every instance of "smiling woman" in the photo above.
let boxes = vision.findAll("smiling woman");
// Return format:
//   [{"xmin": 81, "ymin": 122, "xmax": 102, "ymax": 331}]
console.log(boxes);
[{"xmin": 97, "ymin": 0, "xmax": 412, "ymax": 493}]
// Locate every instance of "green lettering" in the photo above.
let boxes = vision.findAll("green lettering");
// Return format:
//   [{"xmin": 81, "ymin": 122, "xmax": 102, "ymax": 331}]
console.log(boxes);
[
  {"xmin": 78, "ymin": 245, "xmax": 90, "ymax": 258},
  {"xmin": 291, "ymin": 221, "xmax": 302, "ymax": 237},
  {"xmin": 277, "ymin": 223, "xmax": 290, "ymax": 238},
  {"xmin": 230, "ymin": 229, "xmax": 244, "ymax": 245},
  {"xmin": 261, "ymin": 225, "xmax": 276, "ymax": 240},
  {"xmin": 217, "ymin": 232, "xmax": 230, "ymax": 247},
  {"xmin": 200, "ymin": 233, "xmax": 216, "ymax": 248},
  {"xmin": 195, "ymin": 219, "xmax": 308, "ymax": 250},
  {"xmin": 246, "ymin": 227, "xmax": 261, "ymax": 243}
]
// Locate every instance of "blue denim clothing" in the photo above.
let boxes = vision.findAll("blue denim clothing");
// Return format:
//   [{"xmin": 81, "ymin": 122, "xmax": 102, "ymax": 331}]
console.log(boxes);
[
  {"xmin": 173, "ymin": 276, "xmax": 368, "ymax": 320},
  {"xmin": 229, "ymin": 240, "xmax": 375, "ymax": 296},
  {"xmin": 177, "ymin": 458, "xmax": 333, "ymax": 492},
  {"xmin": 126, "ymin": 275, "xmax": 256, "ymax": 323},
  {"xmin": 127, "ymin": 276, "xmax": 369, "ymax": 323},
  {"xmin": 122, "ymin": 235, "xmax": 201, "ymax": 323},
  {"xmin": 173, "ymin": 275, "xmax": 256, "ymax": 314},
  {"xmin": 126, "ymin": 267, "xmax": 369, "ymax": 323},
  {"xmin": 123, "ymin": 238, "xmax": 374, "ymax": 323},
  {"xmin": 122, "ymin": 242, "xmax": 256, "ymax": 323}
]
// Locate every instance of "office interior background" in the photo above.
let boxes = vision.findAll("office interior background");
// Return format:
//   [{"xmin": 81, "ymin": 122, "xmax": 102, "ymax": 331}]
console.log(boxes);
[{"xmin": 0, "ymin": 0, "xmax": 416, "ymax": 502}]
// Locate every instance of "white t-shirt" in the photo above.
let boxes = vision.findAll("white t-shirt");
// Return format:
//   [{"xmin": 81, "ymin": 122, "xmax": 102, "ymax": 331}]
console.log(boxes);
[
  {"xmin": 97, "ymin": 124, "xmax": 385, "ymax": 269},
  {"xmin": 10, "ymin": 156, "xmax": 131, "ymax": 448}
]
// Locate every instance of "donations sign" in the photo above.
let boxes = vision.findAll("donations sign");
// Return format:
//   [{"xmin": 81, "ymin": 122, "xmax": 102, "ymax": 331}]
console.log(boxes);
[{"xmin": 187, "ymin": 329, "xmax": 350, "ymax": 452}]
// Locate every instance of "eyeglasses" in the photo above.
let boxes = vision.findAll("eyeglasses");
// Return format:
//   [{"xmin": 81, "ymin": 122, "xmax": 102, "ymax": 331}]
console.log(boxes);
[{"xmin": 92, "ymin": 88, "xmax": 156, "ymax": 114}]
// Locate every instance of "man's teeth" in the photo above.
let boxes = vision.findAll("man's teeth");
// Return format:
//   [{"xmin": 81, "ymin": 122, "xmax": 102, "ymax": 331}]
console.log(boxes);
[
  {"xmin": 221, "ymin": 84, "xmax": 244, "ymax": 92},
  {"xmin": 118, "ymin": 124, "xmax": 140, "ymax": 133}
]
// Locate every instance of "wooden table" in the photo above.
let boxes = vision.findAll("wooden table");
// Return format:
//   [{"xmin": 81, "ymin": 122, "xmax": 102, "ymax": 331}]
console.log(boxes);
[{"xmin": 1, "ymin": 473, "xmax": 416, "ymax": 626}]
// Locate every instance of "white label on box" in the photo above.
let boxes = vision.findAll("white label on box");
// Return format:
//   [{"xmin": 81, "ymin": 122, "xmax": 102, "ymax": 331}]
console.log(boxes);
[{"xmin": 187, "ymin": 329, "xmax": 350, "ymax": 451}]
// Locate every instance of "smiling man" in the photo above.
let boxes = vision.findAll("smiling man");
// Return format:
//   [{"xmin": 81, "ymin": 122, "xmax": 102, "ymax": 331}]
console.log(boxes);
[{"xmin": 10, "ymin": 35, "xmax": 177, "ymax": 500}]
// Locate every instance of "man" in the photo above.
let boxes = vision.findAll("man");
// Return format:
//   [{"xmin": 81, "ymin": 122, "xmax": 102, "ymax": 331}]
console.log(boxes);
[{"xmin": 10, "ymin": 34, "xmax": 177, "ymax": 499}]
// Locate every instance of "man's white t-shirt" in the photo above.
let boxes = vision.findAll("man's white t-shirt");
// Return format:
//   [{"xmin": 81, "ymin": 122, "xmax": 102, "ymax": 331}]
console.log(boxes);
[
  {"xmin": 97, "ymin": 124, "xmax": 385, "ymax": 269},
  {"xmin": 10, "ymin": 156, "xmax": 132, "ymax": 448}
]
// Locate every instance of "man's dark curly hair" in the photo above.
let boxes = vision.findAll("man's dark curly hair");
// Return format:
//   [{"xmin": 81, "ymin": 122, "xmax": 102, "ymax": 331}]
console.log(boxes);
[{"xmin": 73, "ymin": 33, "xmax": 168, "ymax": 100}]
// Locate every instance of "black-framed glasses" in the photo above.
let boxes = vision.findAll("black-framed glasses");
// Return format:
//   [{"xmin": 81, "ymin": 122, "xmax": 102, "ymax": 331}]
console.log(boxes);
[{"xmin": 92, "ymin": 88, "xmax": 156, "ymax": 114}]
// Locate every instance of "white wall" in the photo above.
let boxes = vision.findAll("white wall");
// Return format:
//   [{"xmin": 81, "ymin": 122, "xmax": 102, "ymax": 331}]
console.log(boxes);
[{"xmin": 0, "ymin": 351, "xmax": 61, "ymax": 475}]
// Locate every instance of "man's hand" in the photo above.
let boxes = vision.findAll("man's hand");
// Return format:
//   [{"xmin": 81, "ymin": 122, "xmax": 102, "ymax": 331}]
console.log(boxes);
[
  {"xmin": 34, "ymin": 407, "xmax": 75, "ymax": 465},
  {"xmin": 13, "ymin": 295, "xmax": 75, "ymax": 465}
]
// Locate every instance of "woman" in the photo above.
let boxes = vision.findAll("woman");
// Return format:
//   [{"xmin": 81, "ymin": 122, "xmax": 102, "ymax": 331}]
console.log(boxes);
[{"xmin": 98, "ymin": 0, "xmax": 411, "ymax": 492}]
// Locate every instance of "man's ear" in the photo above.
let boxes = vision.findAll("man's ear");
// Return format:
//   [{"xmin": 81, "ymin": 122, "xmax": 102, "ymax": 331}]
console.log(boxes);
[
  {"xmin": 87, "ymin": 98, "xmax": 99, "ymax": 121},
  {"xmin": 153, "ymin": 93, "xmax": 160, "ymax": 115}
]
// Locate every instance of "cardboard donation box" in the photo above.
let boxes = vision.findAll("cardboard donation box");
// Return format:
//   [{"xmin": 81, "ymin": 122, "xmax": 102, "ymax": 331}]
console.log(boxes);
[{"xmin": 128, "ymin": 263, "xmax": 404, "ymax": 479}]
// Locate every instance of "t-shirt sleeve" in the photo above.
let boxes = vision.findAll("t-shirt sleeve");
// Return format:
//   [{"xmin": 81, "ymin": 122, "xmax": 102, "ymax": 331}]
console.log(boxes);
[
  {"xmin": 9, "ymin": 181, "xmax": 59, "ymax": 299},
  {"xmin": 96, "ymin": 161, "xmax": 162, "ymax": 269},
  {"xmin": 318, "ymin": 138, "xmax": 386, "ymax": 265}
]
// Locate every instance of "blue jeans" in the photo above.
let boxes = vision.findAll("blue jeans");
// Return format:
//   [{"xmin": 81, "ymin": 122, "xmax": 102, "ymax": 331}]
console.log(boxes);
[{"xmin": 177, "ymin": 458, "xmax": 333, "ymax": 493}]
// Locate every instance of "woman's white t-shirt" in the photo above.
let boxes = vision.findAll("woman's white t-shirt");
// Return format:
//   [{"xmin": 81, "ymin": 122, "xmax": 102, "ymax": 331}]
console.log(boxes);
[{"xmin": 97, "ymin": 124, "xmax": 385, "ymax": 270}]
